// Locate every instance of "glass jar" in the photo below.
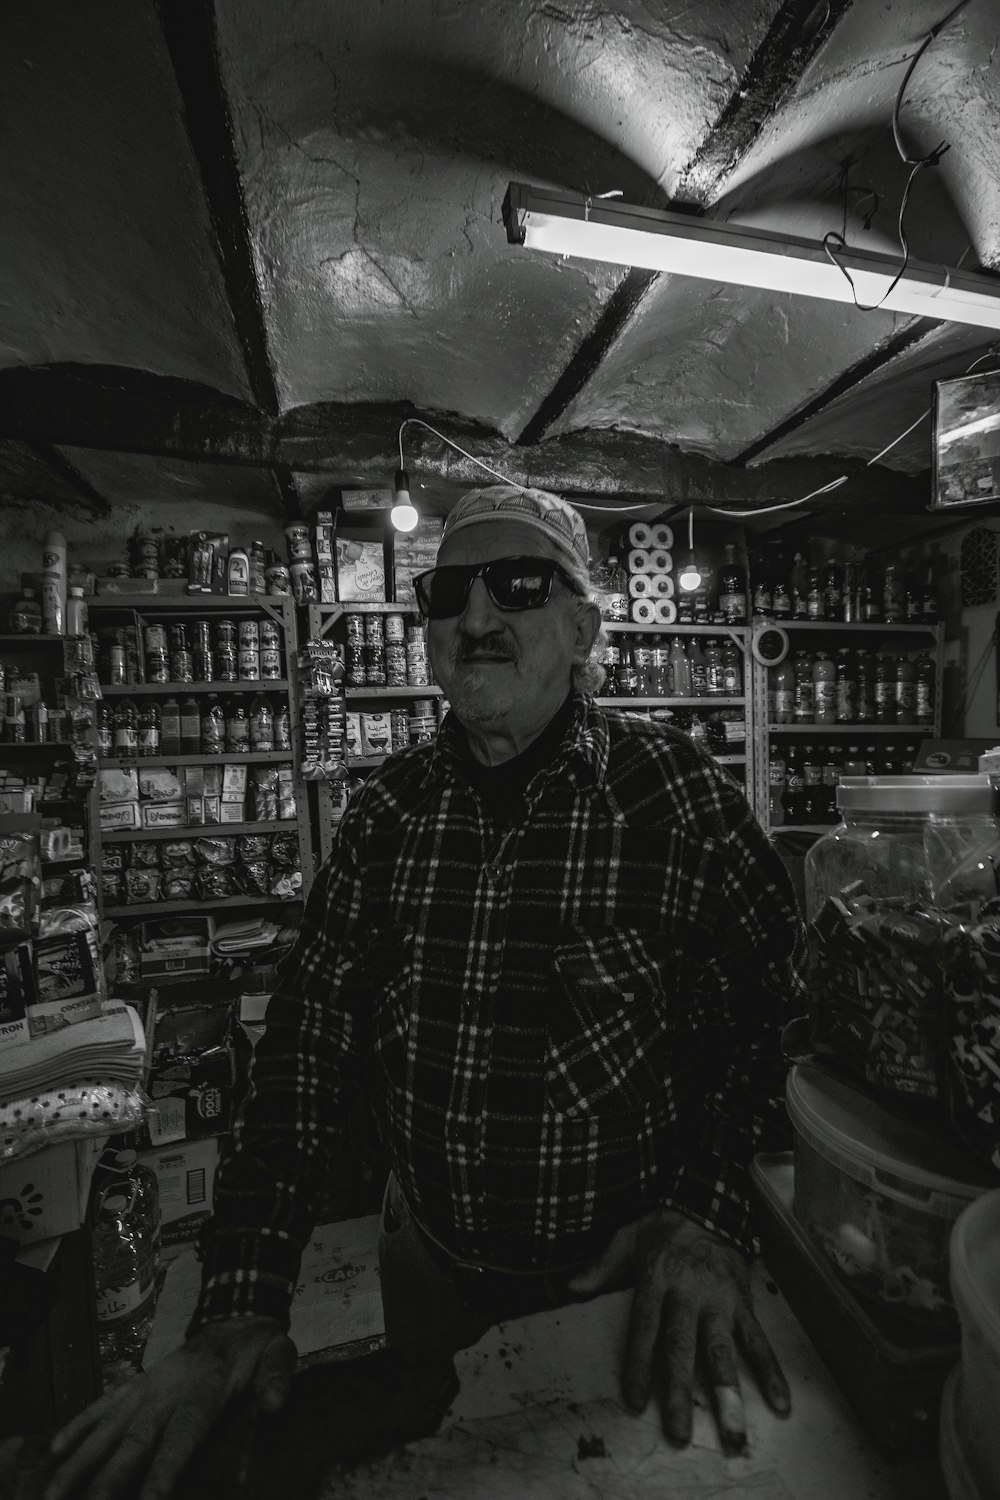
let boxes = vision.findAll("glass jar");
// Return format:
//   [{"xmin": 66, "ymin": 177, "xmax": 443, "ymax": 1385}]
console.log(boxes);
[{"xmin": 804, "ymin": 775, "xmax": 1000, "ymax": 1106}]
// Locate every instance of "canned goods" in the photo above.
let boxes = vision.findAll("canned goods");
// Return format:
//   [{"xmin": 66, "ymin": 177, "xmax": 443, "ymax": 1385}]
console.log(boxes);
[
  {"xmin": 192, "ymin": 619, "xmax": 213, "ymax": 653},
  {"xmin": 406, "ymin": 623, "xmax": 425, "ymax": 642},
  {"xmin": 345, "ymin": 613, "xmax": 365, "ymax": 639},
  {"xmin": 108, "ymin": 645, "xmax": 127, "ymax": 685},
  {"xmin": 406, "ymin": 660, "xmax": 430, "ymax": 686},
  {"xmin": 385, "ymin": 613, "xmax": 405, "ymax": 643},
  {"xmin": 143, "ymin": 624, "xmax": 167, "ymax": 656},
  {"xmin": 291, "ymin": 560, "xmax": 318, "ymax": 603},
  {"xmin": 193, "ymin": 649, "xmax": 215, "ymax": 683},
  {"xmin": 259, "ymin": 620, "xmax": 280, "ymax": 652},
  {"xmin": 411, "ymin": 699, "xmax": 436, "ymax": 717},
  {"xmin": 238, "ymin": 648, "xmax": 260, "ymax": 680},
  {"xmin": 260, "ymin": 647, "xmax": 282, "ymax": 680},
  {"xmin": 167, "ymin": 624, "xmax": 188, "ymax": 653},
  {"xmin": 216, "ymin": 648, "xmax": 238, "ymax": 682},
  {"xmin": 145, "ymin": 652, "xmax": 170, "ymax": 685},
  {"xmin": 170, "ymin": 649, "xmax": 194, "ymax": 683},
  {"xmin": 266, "ymin": 564, "xmax": 291, "ymax": 595},
  {"xmin": 364, "ymin": 613, "xmax": 385, "ymax": 643},
  {"xmin": 214, "ymin": 619, "xmax": 237, "ymax": 649},
  {"xmin": 238, "ymin": 620, "xmax": 259, "ymax": 651},
  {"xmin": 345, "ymin": 641, "xmax": 366, "ymax": 686}
]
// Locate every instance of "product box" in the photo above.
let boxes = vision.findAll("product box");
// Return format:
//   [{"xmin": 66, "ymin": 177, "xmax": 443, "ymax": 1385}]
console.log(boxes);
[
  {"xmin": 0, "ymin": 1137, "xmax": 106, "ymax": 1248},
  {"xmin": 221, "ymin": 764, "xmax": 247, "ymax": 802},
  {"xmin": 139, "ymin": 917, "xmax": 213, "ymax": 980},
  {"xmin": 143, "ymin": 1047, "xmax": 235, "ymax": 1146},
  {"xmin": 98, "ymin": 768, "xmax": 139, "ymax": 805},
  {"xmin": 219, "ymin": 801, "xmax": 246, "ymax": 824},
  {"xmin": 334, "ymin": 528, "xmax": 386, "ymax": 602},
  {"xmin": 340, "ymin": 488, "xmax": 394, "ymax": 512},
  {"xmin": 203, "ymin": 795, "xmax": 221, "ymax": 825},
  {"xmin": 138, "ymin": 1136, "xmax": 221, "ymax": 1258},
  {"xmin": 0, "ymin": 790, "xmax": 35, "ymax": 816},
  {"xmin": 185, "ymin": 797, "xmax": 204, "ymax": 827},
  {"xmin": 184, "ymin": 766, "xmax": 205, "ymax": 798},
  {"xmin": 139, "ymin": 768, "xmax": 183, "ymax": 803},
  {"xmin": 142, "ymin": 802, "xmax": 186, "ymax": 830},
  {"xmin": 33, "ymin": 926, "xmax": 104, "ymax": 1003},
  {"xmin": 99, "ymin": 800, "xmax": 142, "ymax": 832}
]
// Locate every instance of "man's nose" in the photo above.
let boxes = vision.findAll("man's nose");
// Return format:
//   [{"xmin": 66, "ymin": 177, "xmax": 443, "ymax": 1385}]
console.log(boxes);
[{"xmin": 459, "ymin": 575, "xmax": 503, "ymax": 632}]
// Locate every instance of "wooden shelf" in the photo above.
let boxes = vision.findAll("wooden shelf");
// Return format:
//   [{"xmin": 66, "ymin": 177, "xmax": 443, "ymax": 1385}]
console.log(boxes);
[
  {"xmin": 313, "ymin": 602, "xmax": 419, "ymax": 615},
  {"xmin": 344, "ymin": 686, "xmax": 441, "ymax": 699},
  {"xmin": 0, "ymin": 741, "xmax": 75, "ymax": 752},
  {"xmin": 101, "ymin": 819, "xmax": 296, "ymax": 843},
  {"xmin": 86, "ymin": 595, "xmax": 290, "ymax": 613},
  {"xmin": 99, "ymin": 680, "xmax": 288, "ymax": 695},
  {"xmin": 595, "ymin": 696, "xmax": 745, "ymax": 708},
  {"xmin": 602, "ymin": 622, "xmax": 746, "ymax": 635},
  {"xmin": 0, "ymin": 633, "xmax": 65, "ymax": 645},
  {"xmin": 104, "ymin": 893, "xmax": 302, "ymax": 918},
  {"xmin": 769, "ymin": 723, "xmax": 930, "ymax": 735},
  {"xmin": 776, "ymin": 620, "xmax": 940, "ymax": 633},
  {"xmin": 101, "ymin": 751, "xmax": 293, "ymax": 768}
]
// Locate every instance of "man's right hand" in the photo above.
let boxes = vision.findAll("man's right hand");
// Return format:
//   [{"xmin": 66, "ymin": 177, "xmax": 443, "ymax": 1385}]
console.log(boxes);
[{"xmin": 44, "ymin": 1316, "xmax": 297, "ymax": 1500}]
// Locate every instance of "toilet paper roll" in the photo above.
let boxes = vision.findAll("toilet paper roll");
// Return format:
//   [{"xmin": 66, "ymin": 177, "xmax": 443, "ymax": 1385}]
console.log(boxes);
[
  {"xmin": 630, "ymin": 598, "xmax": 657, "ymax": 624},
  {"xmin": 628, "ymin": 574, "xmax": 654, "ymax": 598},
  {"xmin": 650, "ymin": 523, "xmax": 674, "ymax": 550},
  {"xmin": 628, "ymin": 522, "xmax": 654, "ymax": 549},
  {"xmin": 654, "ymin": 599, "xmax": 677, "ymax": 625},
  {"xmin": 649, "ymin": 573, "xmax": 674, "ymax": 598},
  {"xmin": 647, "ymin": 549, "xmax": 672, "ymax": 574},
  {"xmin": 627, "ymin": 548, "xmax": 654, "ymax": 574}
]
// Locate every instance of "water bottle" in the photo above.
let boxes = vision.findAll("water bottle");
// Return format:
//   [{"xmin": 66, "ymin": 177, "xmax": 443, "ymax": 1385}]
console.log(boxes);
[{"xmin": 89, "ymin": 1146, "xmax": 161, "ymax": 1389}]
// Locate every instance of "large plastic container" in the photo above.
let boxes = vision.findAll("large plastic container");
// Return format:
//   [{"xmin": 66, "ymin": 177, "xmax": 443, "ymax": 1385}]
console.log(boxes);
[
  {"xmin": 787, "ymin": 1064, "xmax": 995, "ymax": 1329},
  {"xmin": 804, "ymin": 774, "xmax": 1000, "ymax": 1103},
  {"xmin": 945, "ymin": 1187, "xmax": 1000, "ymax": 1497}
]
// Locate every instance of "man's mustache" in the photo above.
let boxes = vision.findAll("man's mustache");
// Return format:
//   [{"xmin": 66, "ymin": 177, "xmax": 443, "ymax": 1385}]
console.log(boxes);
[{"xmin": 455, "ymin": 632, "xmax": 517, "ymax": 663}]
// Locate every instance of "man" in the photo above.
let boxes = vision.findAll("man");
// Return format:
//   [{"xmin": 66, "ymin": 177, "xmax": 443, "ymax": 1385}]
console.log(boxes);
[{"xmin": 48, "ymin": 486, "xmax": 805, "ymax": 1500}]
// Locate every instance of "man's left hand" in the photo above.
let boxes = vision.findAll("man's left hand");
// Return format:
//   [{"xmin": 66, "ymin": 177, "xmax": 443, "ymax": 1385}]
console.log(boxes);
[{"xmin": 567, "ymin": 1208, "xmax": 790, "ymax": 1454}]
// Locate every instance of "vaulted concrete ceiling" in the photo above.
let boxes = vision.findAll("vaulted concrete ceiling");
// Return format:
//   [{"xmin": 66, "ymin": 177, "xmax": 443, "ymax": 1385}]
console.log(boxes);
[{"xmin": 1, "ymin": 0, "xmax": 998, "ymax": 534}]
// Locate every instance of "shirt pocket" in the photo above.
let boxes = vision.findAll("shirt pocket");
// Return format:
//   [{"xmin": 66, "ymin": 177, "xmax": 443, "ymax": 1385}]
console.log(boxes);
[{"xmin": 546, "ymin": 926, "xmax": 673, "ymax": 1119}]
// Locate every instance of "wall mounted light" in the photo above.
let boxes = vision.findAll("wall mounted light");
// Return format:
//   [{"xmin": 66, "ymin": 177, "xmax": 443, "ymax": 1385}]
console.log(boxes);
[
  {"xmin": 677, "ymin": 509, "xmax": 702, "ymax": 593},
  {"xmin": 390, "ymin": 467, "xmax": 419, "ymax": 532},
  {"xmin": 503, "ymin": 182, "xmax": 1000, "ymax": 331}
]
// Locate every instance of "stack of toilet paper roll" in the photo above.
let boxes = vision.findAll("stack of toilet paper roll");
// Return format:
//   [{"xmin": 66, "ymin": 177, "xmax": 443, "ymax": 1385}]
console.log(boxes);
[{"xmin": 623, "ymin": 522, "xmax": 675, "ymax": 624}]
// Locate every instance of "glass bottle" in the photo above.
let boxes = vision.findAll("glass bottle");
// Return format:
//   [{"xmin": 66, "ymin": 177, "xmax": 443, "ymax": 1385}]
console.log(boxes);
[
  {"xmin": 883, "ymin": 563, "xmax": 904, "ymax": 625},
  {"xmin": 860, "ymin": 558, "xmax": 881, "ymax": 623},
  {"xmin": 201, "ymin": 695, "xmax": 225, "ymax": 754},
  {"xmin": 841, "ymin": 562, "xmax": 857, "ymax": 624},
  {"xmin": 789, "ymin": 554, "xmax": 808, "ymax": 620},
  {"xmin": 793, "ymin": 651, "xmax": 815, "ymax": 723},
  {"xmin": 822, "ymin": 557, "xmax": 842, "ymax": 621},
  {"xmin": 751, "ymin": 558, "xmax": 772, "ymax": 617},
  {"xmin": 773, "ymin": 659, "xmax": 795, "ymax": 724},
  {"xmin": 772, "ymin": 576, "xmax": 791, "ymax": 619},
  {"xmin": 718, "ymin": 545, "xmax": 747, "ymax": 624},
  {"xmin": 616, "ymin": 638, "xmax": 638, "ymax": 697},
  {"xmin": 812, "ymin": 652, "xmax": 836, "ymax": 724},
  {"xmin": 113, "ymin": 699, "xmax": 138, "ymax": 756},
  {"xmin": 606, "ymin": 557, "xmax": 628, "ymax": 623},
  {"xmin": 137, "ymin": 702, "xmax": 160, "ymax": 757},
  {"xmin": 721, "ymin": 640, "xmax": 741, "ymax": 695},
  {"xmin": 225, "ymin": 694, "xmax": 250, "ymax": 752},
  {"xmin": 180, "ymin": 696, "xmax": 201, "ymax": 756},
  {"xmin": 160, "ymin": 697, "xmax": 181, "ymax": 757},
  {"xmin": 920, "ymin": 559, "xmax": 939, "ymax": 622}
]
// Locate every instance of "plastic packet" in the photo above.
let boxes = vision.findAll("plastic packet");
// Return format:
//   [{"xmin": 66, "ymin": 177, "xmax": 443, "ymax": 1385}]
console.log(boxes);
[
  {"xmin": 125, "ymin": 868, "xmax": 161, "ymax": 904},
  {"xmin": 129, "ymin": 842, "xmax": 160, "ymax": 869},
  {"xmin": 160, "ymin": 840, "xmax": 196, "ymax": 868},
  {"xmin": 194, "ymin": 837, "xmax": 236, "ymax": 866}
]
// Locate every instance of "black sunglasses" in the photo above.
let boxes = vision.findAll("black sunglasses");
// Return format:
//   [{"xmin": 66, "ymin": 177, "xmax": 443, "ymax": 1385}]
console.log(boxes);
[{"xmin": 414, "ymin": 556, "xmax": 583, "ymax": 619}]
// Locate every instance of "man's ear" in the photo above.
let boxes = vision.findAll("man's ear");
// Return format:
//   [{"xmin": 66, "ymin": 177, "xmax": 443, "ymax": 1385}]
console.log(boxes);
[{"xmin": 573, "ymin": 600, "xmax": 602, "ymax": 663}]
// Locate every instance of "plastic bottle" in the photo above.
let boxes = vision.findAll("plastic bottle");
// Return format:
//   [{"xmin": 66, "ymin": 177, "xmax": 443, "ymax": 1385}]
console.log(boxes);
[
  {"xmin": 249, "ymin": 693, "xmax": 274, "ymax": 750},
  {"xmin": 721, "ymin": 640, "xmax": 741, "ymax": 695},
  {"xmin": 160, "ymin": 697, "xmax": 181, "ymax": 757},
  {"xmin": 835, "ymin": 648, "xmax": 857, "ymax": 723},
  {"xmin": 606, "ymin": 557, "xmax": 628, "ymax": 623},
  {"xmin": 718, "ymin": 545, "xmax": 747, "ymax": 624},
  {"xmin": 97, "ymin": 701, "xmax": 114, "ymax": 756},
  {"xmin": 137, "ymin": 702, "xmax": 160, "ymax": 757},
  {"xmin": 10, "ymin": 585, "xmax": 43, "ymax": 634},
  {"xmin": 226, "ymin": 693, "xmax": 250, "ymax": 752},
  {"xmin": 883, "ymin": 563, "xmax": 904, "ymax": 624},
  {"xmin": 821, "ymin": 743, "xmax": 842, "ymax": 823},
  {"xmin": 772, "ymin": 576, "xmax": 791, "ymax": 619},
  {"xmin": 688, "ymin": 637, "xmax": 708, "ymax": 697},
  {"xmin": 227, "ymin": 547, "xmax": 250, "ymax": 596},
  {"xmin": 669, "ymin": 638, "xmax": 691, "ymax": 697},
  {"xmin": 822, "ymin": 558, "xmax": 842, "ymax": 621},
  {"xmin": 920, "ymin": 559, "xmax": 939, "ymax": 622},
  {"xmin": 806, "ymin": 568, "xmax": 822, "ymax": 621},
  {"xmin": 773, "ymin": 659, "xmax": 795, "ymax": 724},
  {"xmin": 274, "ymin": 701, "xmax": 291, "ymax": 750},
  {"xmin": 41, "ymin": 530, "xmax": 67, "ymax": 635},
  {"xmin": 915, "ymin": 656, "xmax": 935, "ymax": 726},
  {"xmin": 180, "ymin": 696, "xmax": 201, "ymax": 755},
  {"xmin": 855, "ymin": 649, "xmax": 875, "ymax": 722},
  {"xmin": 768, "ymin": 748, "xmax": 786, "ymax": 827},
  {"xmin": 615, "ymin": 639, "xmax": 638, "ymax": 698},
  {"xmin": 649, "ymin": 643, "xmax": 670, "ymax": 698},
  {"xmin": 793, "ymin": 651, "xmax": 815, "ymax": 723},
  {"xmin": 201, "ymin": 695, "xmax": 225, "ymax": 754},
  {"xmin": 783, "ymin": 744, "xmax": 804, "ymax": 823},
  {"xmin": 812, "ymin": 651, "xmax": 836, "ymax": 724},
  {"xmin": 89, "ymin": 1146, "xmax": 161, "ymax": 1389},
  {"xmin": 704, "ymin": 638, "xmax": 725, "ymax": 696},
  {"xmin": 894, "ymin": 656, "xmax": 916, "ymax": 725},
  {"xmin": 66, "ymin": 586, "xmax": 89, "ymax": 638},
  {"xmin": 633, "ymin": 639, "xmax": 653, "ymax": 695},
  {"xmin": 874, "ymin": 654, "xmax": 895, "ymax": 724},
  {"xmin": 789, "ymin": 554, "xmax": 808, "ymax": 620},
  {"xmin": 751, "ymin": 559, "xmax": 772, "ymax": 616},
  {"xmin": 113, "ymin": 700, "xmax": 138, "ymax": 756}
]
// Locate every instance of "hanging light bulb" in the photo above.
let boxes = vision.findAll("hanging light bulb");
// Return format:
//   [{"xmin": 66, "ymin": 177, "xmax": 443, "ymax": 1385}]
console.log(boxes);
[
  {"xmin": 390, "ymin": 467, "xmax": 419, "ymax": 532},
  {"xmin": 678, "ymin": 508, "xmax": 702, "ymax": 592}
]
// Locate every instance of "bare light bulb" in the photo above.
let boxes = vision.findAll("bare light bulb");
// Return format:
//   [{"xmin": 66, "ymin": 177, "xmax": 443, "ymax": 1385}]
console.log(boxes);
[
  {"xmin": 678, "ymin": 508, "xmax": 701, "ymax": 591},
  {"xmin": 390, "ymin": 467, "xmax": 419, "ymax": 532}
]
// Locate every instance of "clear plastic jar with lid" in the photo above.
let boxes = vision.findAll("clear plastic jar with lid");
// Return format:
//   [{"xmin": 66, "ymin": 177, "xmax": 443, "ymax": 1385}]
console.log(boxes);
[{"xmin": 804, "ymin": 774, "xmax": 1000, "ymax": 1105}]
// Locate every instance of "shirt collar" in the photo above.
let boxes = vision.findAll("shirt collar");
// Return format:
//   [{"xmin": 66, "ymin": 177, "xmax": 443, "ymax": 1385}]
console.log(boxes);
[{"xmin": 422, "ymin": 692, "xmax": 609, "ymax": 797}]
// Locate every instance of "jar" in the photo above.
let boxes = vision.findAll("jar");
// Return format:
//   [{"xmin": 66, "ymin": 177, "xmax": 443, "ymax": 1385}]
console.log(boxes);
[
  {"xmin": 266, "ymin": 564, "xmax": 292, "ymax": 596},
  {"xmin": 804, "ymin": 774, "xmax": 1000, "ymax": 1107}
]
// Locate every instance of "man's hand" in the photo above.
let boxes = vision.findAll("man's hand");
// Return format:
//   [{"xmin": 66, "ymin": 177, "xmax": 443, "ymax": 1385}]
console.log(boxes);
[
  {"xmin": 568, "ymin": 1209, "xmax": 790, "ymax": 1454},
  {"xmin": 45, "ymin": 1316, "xmax": 296, "ymax": 1500}
]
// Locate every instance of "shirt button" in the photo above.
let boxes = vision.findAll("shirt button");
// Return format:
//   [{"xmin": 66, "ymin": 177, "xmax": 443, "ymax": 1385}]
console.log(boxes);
[{"xmin": 486, "ymin": 863, "xmax": 502, "ymax": 882}]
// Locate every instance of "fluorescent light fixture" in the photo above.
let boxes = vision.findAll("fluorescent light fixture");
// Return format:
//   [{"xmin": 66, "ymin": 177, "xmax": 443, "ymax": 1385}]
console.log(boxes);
[
  {"xmin": 503, "ymin": 182, "xmax": 1000, "ymax": 331},
  {"xmin": 390, "ymin": 468, "xmax": 418, "ymax": 532}
]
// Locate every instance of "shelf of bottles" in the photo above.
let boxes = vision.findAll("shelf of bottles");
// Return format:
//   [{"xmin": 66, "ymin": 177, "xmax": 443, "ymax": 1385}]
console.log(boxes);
[{"xmin": 86, "ymin": 594, "xmax": 314, "ymax": 917}]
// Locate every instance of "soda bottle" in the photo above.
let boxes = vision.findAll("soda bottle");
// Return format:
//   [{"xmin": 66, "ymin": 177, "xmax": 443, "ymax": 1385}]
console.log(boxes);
[
  {"xmin": 915, "ymin": 656, "xmax": 935, "ymax": 726},
  {"xmin": 855, "ymin": 650, "xmax": 875, "ymax": 722},
  {"xmin": 874, "ymin": 654, "xmax": 895, "ymax": 724},
  {"xmin": 793, "ymin": 651, "xmax": 815, "ymax": 723},
  {"xmin": 633, "ymin": 639, "xmax": 653, "ymax": 696},
  {"xmin": 835, "ymin": 648, "xmax": 857, "ymax": 723},
  {"xmin": 180, "ymin": 696, "xmax": 201, "ymax": 755},
  {"xmin": 812, "ymin": 652, "xmax": 836, "ymax": 724},
  {"xmin": 768, "ymin": 748, "xmax": 786, "ymax": 827},
  {"xmin": 688, "ymin": 637, "xmax": 708, "ymax": 697},
  {"xmin": 160, "ymin": 697, "xmax": 181, "ymax": 757},
  {"xmin": 894, "ymin": 656, "xmax": 916, "ymax": 725},
  {"xmin": 783, "ymin": 744, "xmax": 804, "ymax": 823},
  {"xmin": 201, "ymin": 695, "xmax": 225, "ymax": 753},
  {"xmin": 113, "ymin": 699, "xmax": 138, "ymax": 756},
  {"xmin": 669, "ymin": 638, "xmax": 692, "ymax": 697},
  {"xmin": 718, "ymin": 545, "xmax": 747, "ymax": 624},
  {"xmin": 821, "ymin": 743, "xmax": 842, "ymax": 823},
  {"xmin": 704, "ymin": 638, "xmax": 725, "ymax": 696},
  {"xmin": 226, "ymin": 693, "xmax": 251, "ymax": 751},
  {"xmin": 772, "ymin": 659, "xmax": 795, "ymax": 724},
  {"xmin": 878, "ymin": 741, "xmax": 899, "ymax": 776},
  {"xmin": 789, "ymin": 554, "xmax": 808, "ymax": 620},
  {"xmin": 137, "ymin": 702, "xmax": 160, "ymax": 757},
  {"xmin": 89, "ymin": 1145, "xmax": 161, "ymax": 1389},
  {"xmin": 900, "ymin": 743, "xmax": 920, "ymax": 774},
  {"xmin": 721, "ymin": 640, "xmax": 741, "ymax": 695},
  {"xmin": 860, "ymin": 559, "xmax": 881, "ymax": 622},
  {"xmin": 843, "ymin": 743, "xmax": 866, "ymax": 778}
]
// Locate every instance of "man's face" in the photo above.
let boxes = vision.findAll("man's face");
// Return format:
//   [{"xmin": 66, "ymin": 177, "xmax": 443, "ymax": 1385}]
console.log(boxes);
[{"xmin": 426, "ymin": 520, "xmax": 596, "ymax": 749}]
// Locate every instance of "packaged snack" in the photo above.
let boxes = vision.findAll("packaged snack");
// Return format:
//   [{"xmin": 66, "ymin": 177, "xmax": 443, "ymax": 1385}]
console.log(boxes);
[
  {"xmin": 162, "ymin": 872, "xmax": 196, "ymax": 902},
  {"xmin": 269, "ymin": 869, "xmax": 302, "ymax": 900},
  {"xmin": 99, "ymin": 768, "xmax": 139, "ymax": 804},
  {"xmin": 160, "ymin": 841, "xmax": 196, "ymax": 869},
  {"xmin": 195, "ymin": 867, "xmax": 235, "ymax": 901},
  {"xmin": 250, "ymin": 767, "xmax": 278, "ymax": 821},
  {"xmin": 139, "ymin": 768, "xmax": 184, "ymax": 803},
  {"xmin": 125, "ymin": 867, "xmax": 161, "ymax": 904},
  {"xmin": 130, "ymin": 842, "xmax": 161, "ymax": 869},
  {"xmin": 270, "ymin": 832, "xmax": 299, "ymax": 869},
  {"xmin": 101, "ymin": 846, "xmax": 126, "ymax": 873},
  {"xmin": 235, "ymin": 861, "xmax": 270, "ymax": 897},
  {"xmin": 236, "ymin": 835, "xmax": 270, "ymax": 863},
  {"xmin": 102, "ymin": 871, "xmax": 125, "ymax": 907},
  {"xmin": 194, "ymin": 837, "xmax": 236, "ymax": 866}
]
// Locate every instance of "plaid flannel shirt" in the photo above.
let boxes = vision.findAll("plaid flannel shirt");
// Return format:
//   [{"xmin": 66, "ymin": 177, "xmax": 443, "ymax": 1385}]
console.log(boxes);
[{"xmin": 191, "ymin": 695, "xmax": 806, "ymax": 1333}]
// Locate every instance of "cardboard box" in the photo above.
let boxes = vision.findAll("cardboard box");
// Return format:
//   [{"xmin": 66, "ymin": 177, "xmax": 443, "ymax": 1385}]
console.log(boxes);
[
  {"xmin": 139, "ymin": 917, "xmax": 213, "ymax": 981},
  {"xmin": 143, "ymin": 1047, "xmax": 234, "ymax": 1145},
  {"xmin": 0, "ymin": 1137, "xmax": 106, "ymax": 1247},
  {"xmin": 142, "ymin": 802, "xmax": 186, "ymax": 830},
  {"xmin": 914, "ymin": 740, "xmax": 997, "ymax": 774},
  {"xmin": 138, "ymin": 1136, "xmax": 220, "ymax": 1256},
  {"xmin": 99, "ymin": 800, "xmax": 142, "ymax": 832},
  {"xmin": 221, "ymin": 764, "xmax": 247, "ymax": 801},
  {"xmin": 185, "ymin": 797, "xmax": 204, "ymax": 827},
  {"xmin": 184, "ymin": 766, "xmax": 205, "ymax": 797},
  {"xmin": 334, "ymin": 534, "xmax": 386, "ymax": 602},
  {"xmin": 0, "ymin": 790, "xmax": 35, "ymax": 816},
  {"xmin": 219, "ymin": 801, "xmax": 246, "ymax": 824},
  {"xmin": 340, "ymin": 488, "xmax": 394, "ymax": 512},
  {"xmin": 139, "ymin": 768, "xmax": 183, "ymax": 802}
]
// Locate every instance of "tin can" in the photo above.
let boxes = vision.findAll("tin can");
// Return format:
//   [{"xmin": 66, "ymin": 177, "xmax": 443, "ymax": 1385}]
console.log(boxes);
[
  {"xmin": 238, "ymin": 620, "xmax": 259, "ymax": 651},
  {"xmin": 108, "ymin": 645, "xmax": 127, "ymax": 685},
  {"xmin": 287, "ymin": 539, "xmax": 313, "ymax": 562},
  {"xmin": 405, "ymin": 660, "xmax": 429, "ymax": 687},
  {"xmin": 364, "ymin": 613, "xmax": 385, "ymax": 644},
  {"xmin": 216, "ymin": 648, "xmax": 238, "ymax": 683},
  {"xmin": 390, "ymin": 708, "xmax": 410, "ymax": 751},
  {"xmin": 143, "ymin": 624, "xmax": 168, "ymax": 657},
  {"xmin": 260, "ymin": 647, "xmax": 282, "ymax": 680},
  {"xmin": 345, "ymin": 613, "xmax": 365, "ymax": 640},
  {"xmin": 192, "ymin": 619, "xmax": 213, "ymax": 653},
  {"xmin": 385, "ymin": 643, "xmax": 408, "ymax": 687},
  {"xmin": 215, "ymin": 619, "xmax": 237, "ymax": 650},
  {"xmin": 345, "ymin": 641, "xmax": 366, "ymax": 686},
  {"xmin": 266, "ymin": 564, "xmax": 291, "ymax": 595},
  {"xmin": 238, "ymin": 648, "xmax": 260, "ymax": 680},
  {"xmin": 167, "ymin": 624, "xmax": 188, "ymax": 653},
  {"xmin": 406, "ymin": 623, "xmax": 425, "ymax": 643},
  {"xmin": 194, "ymin": 649, "xmax": 215, "ymax": 683},
  {"xmin": 170, "ymin": 649, "xmax": 194, "ymax": 683},
  {"xmin": 365, "ymin": 643, "xmax": 386, "ymax": 686},
  {"xmin": 259, "ymin": 619, "xmax": 280, "ymax": 652},
  {"xmin": 291, "ymin": 560, "xmax": 318, "ymax": 603},
  {"xmin": 146, "ymin": 652, "xmax": 170, "ymax": 685},
  {"xmin": 385, "ymin": 613, "xmax": 405, "ymax": 643}
]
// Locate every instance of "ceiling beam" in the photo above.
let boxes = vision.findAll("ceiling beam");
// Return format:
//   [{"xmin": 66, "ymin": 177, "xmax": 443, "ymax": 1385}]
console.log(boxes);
[{"xmin": 512, "ymin": 0, "xmax": 856, "ymax": 446}]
